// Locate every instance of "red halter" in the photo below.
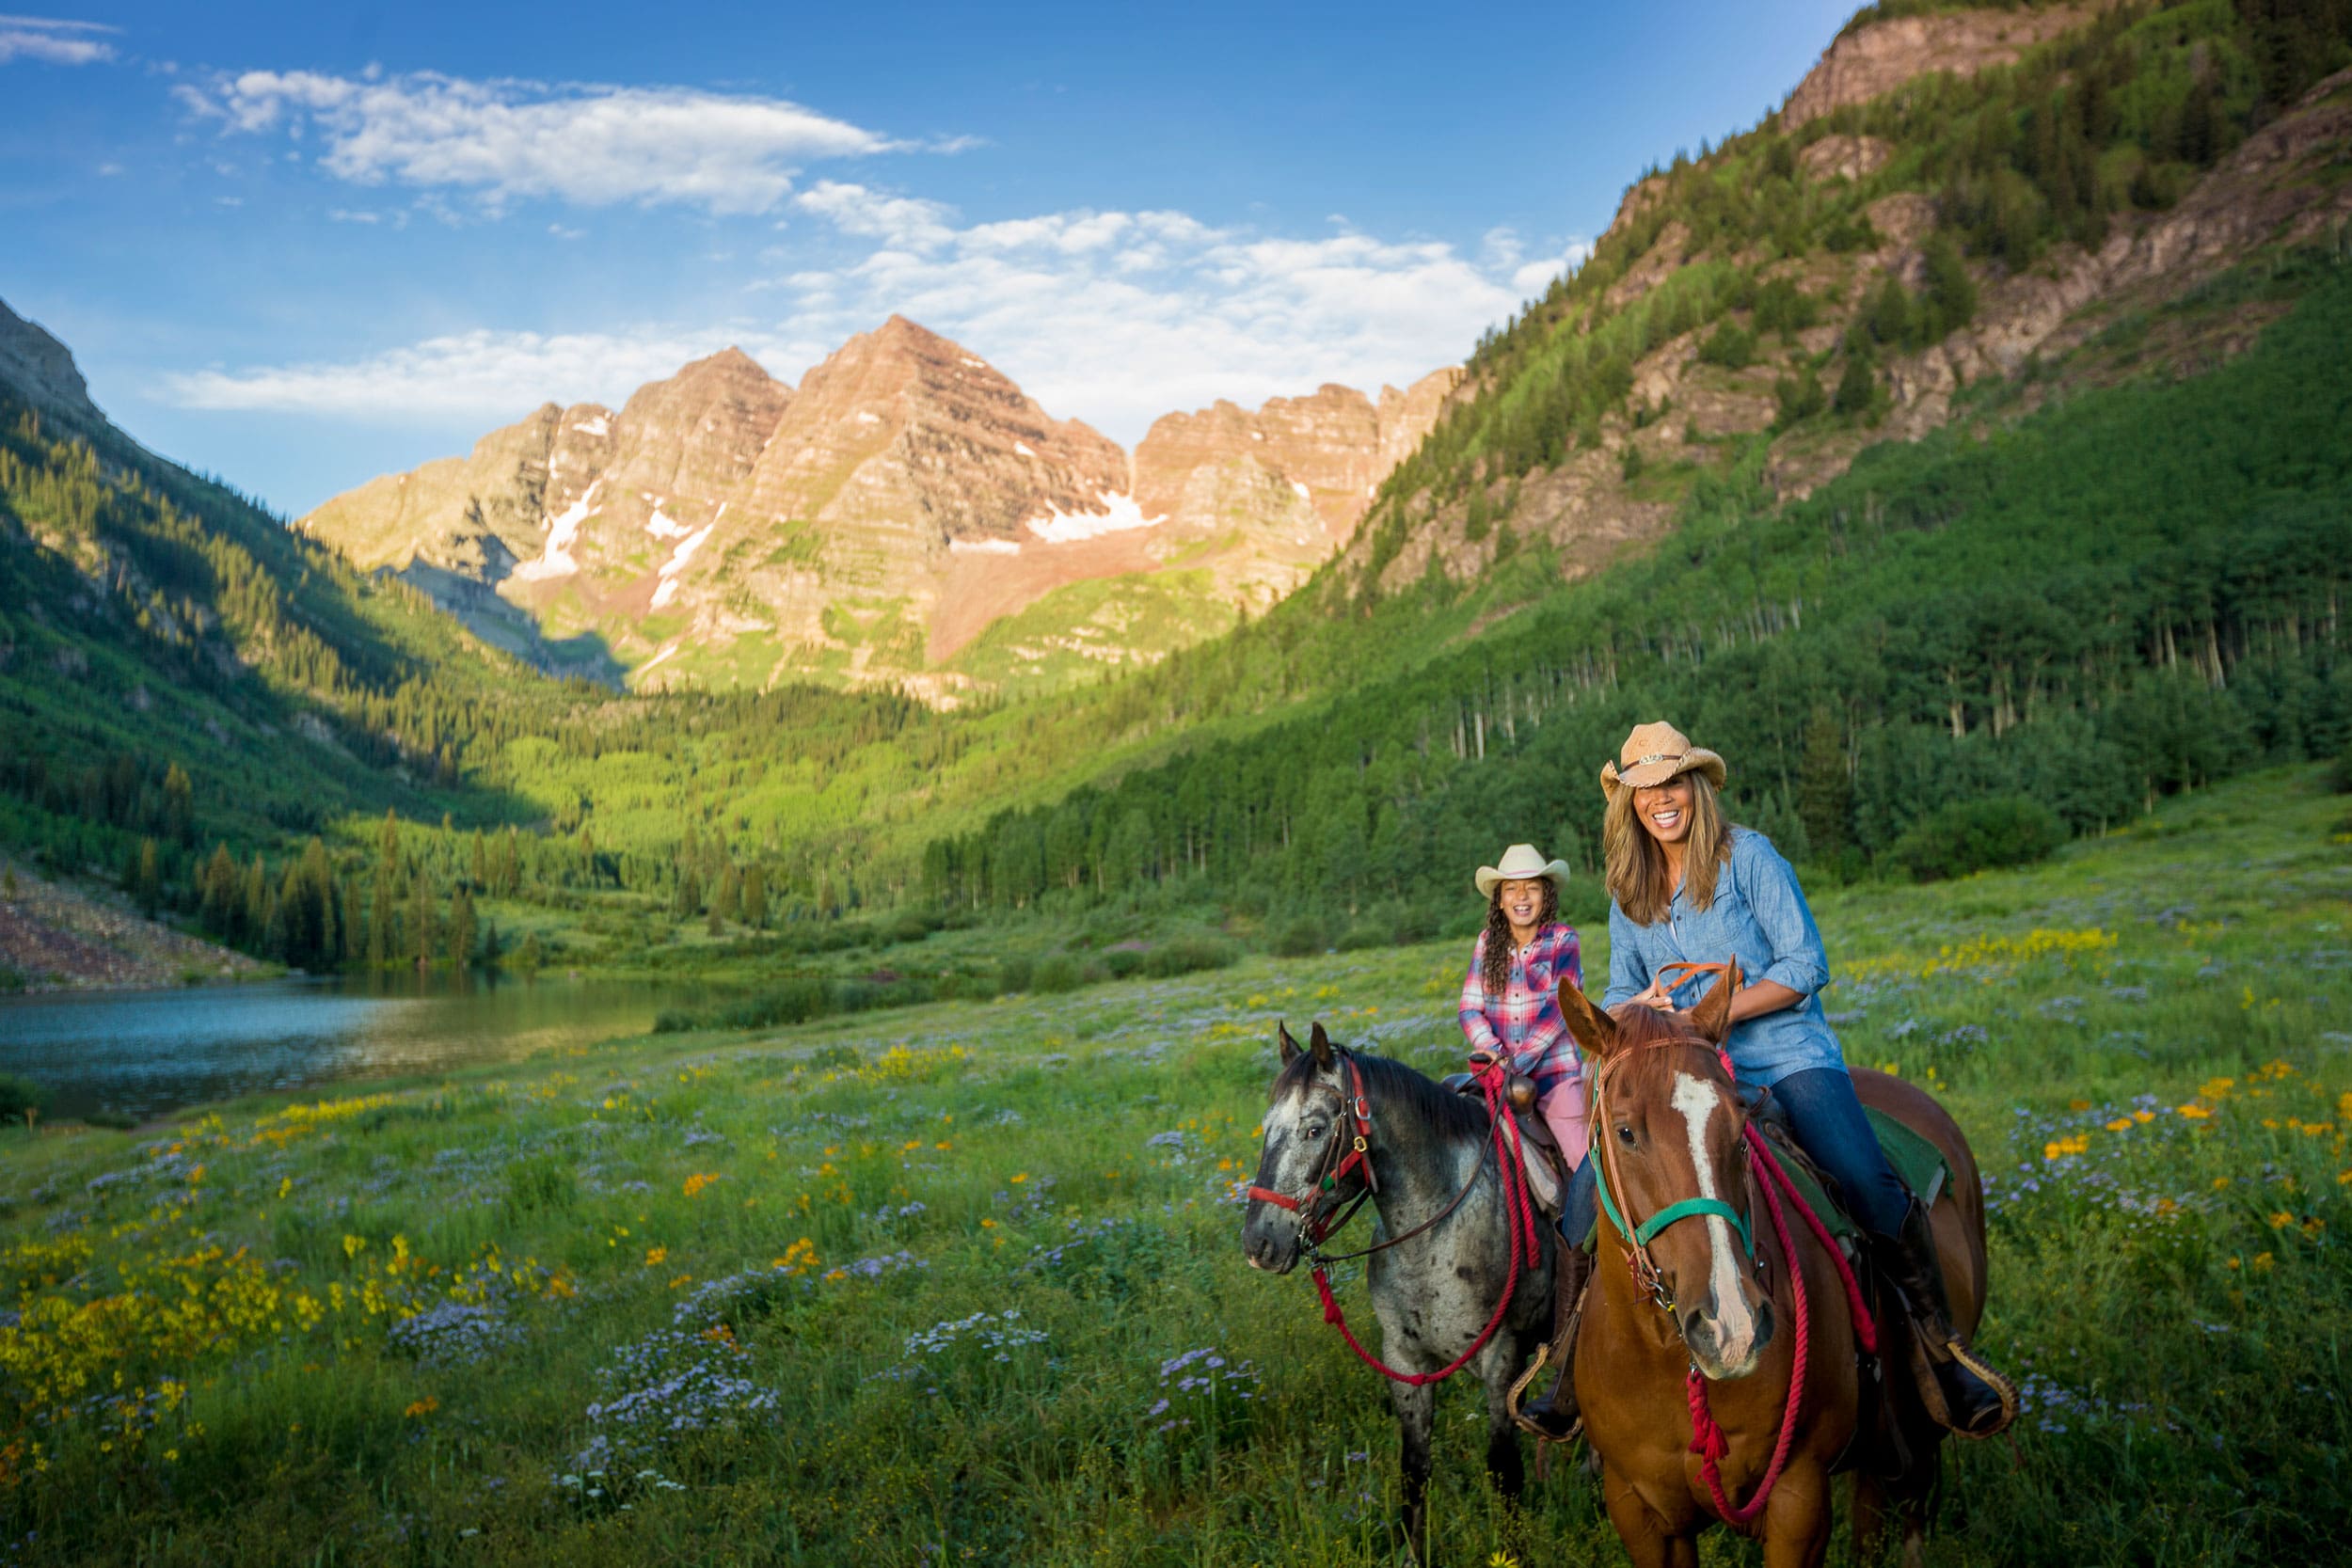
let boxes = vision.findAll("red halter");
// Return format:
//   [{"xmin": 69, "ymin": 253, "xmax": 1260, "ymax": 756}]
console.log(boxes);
[{"xmin": 1247, "ymin": 1052, "xmax": 1377, "ymax": 1238}]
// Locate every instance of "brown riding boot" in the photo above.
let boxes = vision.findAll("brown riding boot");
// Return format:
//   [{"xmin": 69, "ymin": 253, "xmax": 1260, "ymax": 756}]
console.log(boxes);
[
  {"xmin": 1517, "ymin": 1243, "xmax": 1592, "ymax": 1440},
  {"xmin": 1873, "ymin": 1200, "xmax": 2017, "ymax": 1439}
]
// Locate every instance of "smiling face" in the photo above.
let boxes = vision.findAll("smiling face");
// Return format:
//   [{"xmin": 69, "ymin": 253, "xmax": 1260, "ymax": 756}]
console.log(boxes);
[
  {"xmin": 1631, "ymin": 773, "xmax": 1696, "ymax": 847},
  {"xmin": 1495, "ymin": 876, "xmax": 1548, "ymax": 934}
]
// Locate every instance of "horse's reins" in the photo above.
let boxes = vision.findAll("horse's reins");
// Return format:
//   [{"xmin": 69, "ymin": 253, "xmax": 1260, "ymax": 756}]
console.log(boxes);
[
  {"xmin": 1249, "ymin": 1046, "xmax": 1543, "ymax": 1387},
  {"xmin": 1591, "ymin": 959, "xmax": 1881, "ymax": 1527}
]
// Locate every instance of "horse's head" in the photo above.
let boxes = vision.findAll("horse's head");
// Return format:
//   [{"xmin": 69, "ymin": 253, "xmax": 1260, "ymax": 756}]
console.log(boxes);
[
  {"xmin": 1562, "ymin": 964, "xmax": 1775, "ymax": 1380},
  {"xmin": 1240, "ymin": 1022, "xmax": 1352, "ymax": 1275}
]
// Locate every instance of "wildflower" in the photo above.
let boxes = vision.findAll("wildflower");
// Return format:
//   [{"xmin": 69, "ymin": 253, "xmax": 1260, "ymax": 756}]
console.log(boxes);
[
  {"xmin": 404, "ymin": 1397, "xmax": 439, "ymax": 1419},
  {"xmin": 2133, "ymin": 1110, "xmax": 2155, "ymax": 1124},
  {"xmin": 1009, "ymin": 1173, "xmax": 1026, "ymax": 1184},
  {"xmin": 683, "ymin": 1173, "xmax": 722, "ymax": 1199},
  {"xmin": 2180, "ymin": 1105, "xmax": 2214, "ymax": 1120},
  {"xmin": 2252, "ymin": 1252, "xmax": 2275, "ymax": 1272},
  {"xmin": 644, "ymin": 1246, "xmax": 669, "ymax": 1268},
  {"xmin": 2106, "ymin": 1118, "xmax": 2134, "ymax": 1133}
]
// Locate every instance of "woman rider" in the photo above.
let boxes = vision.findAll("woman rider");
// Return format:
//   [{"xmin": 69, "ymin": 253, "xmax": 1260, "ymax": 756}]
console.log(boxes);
[
  {"xmin": 1534, "ymin": 721, "xmax": 2014, "ymax": 1442},
  {"xmin": 1455, "ymin": 845, "xmax": 1593, "ymax": 1442}
]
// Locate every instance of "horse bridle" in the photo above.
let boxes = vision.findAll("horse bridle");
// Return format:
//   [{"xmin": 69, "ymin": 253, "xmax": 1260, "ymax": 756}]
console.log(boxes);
[
  {"xmin": 1248, "ymin": 1049, "xmax": 1379, "ymax": 1251},
  {"xmin": 1589, "ymin": 1034, "xmax": 1761, "ymax": 1317},
  {"xmin": 1247, "ymin": 1047, "xmax": 1505, "ymax": 1266}
]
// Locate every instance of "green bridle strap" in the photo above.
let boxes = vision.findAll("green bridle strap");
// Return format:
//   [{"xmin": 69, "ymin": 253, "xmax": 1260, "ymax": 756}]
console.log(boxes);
[{"xmin": 1594, "ymin": 1151, "xmax": 1755, "ymax": 1258}]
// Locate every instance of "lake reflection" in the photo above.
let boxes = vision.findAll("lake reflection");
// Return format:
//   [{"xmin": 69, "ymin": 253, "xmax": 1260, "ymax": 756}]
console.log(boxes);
[{"xmin": 0, "ymin": 973, "xmax": 694, "ymax": 1123}]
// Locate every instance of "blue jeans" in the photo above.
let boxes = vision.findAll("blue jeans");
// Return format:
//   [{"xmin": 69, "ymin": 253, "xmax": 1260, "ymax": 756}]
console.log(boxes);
[{"xmin": 1559, "ymin": 1067, "xmax": 1911, "ymax": 1243}]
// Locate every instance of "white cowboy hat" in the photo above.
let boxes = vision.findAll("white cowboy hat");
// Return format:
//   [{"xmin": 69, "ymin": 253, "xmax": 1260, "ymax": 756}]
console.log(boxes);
[
  {"xmin": 1598, "ymin": 720, "xmax": 1729, "ymax": 800},
  {"xmin": 1473, "ymin": 844, "xmax": 1572, "ymax": 899}
]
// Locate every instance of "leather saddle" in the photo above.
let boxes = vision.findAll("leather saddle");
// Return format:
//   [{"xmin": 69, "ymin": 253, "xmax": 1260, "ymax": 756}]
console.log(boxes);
[{"xmin": 1441, "ymin": 1058, "xmax": 1565, "ymax": 1213}]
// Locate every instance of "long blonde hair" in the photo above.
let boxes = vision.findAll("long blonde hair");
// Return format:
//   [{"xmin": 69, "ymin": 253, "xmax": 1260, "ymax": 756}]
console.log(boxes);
[{"xmin": 1604, "ymin": 769, "xmax": 1733, "ymax": 926}]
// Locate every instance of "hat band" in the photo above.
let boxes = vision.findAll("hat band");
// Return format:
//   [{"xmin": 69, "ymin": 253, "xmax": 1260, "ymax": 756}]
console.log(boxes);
[{"xmin": 1625, "ymin": 751, "xmax": 1687, "ymax": 771}]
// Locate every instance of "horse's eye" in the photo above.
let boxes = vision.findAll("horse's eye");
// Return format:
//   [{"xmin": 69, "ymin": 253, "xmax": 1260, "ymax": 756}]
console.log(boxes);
[
  {"xmin": 1304, "ymin": 1123, "xmax": 1326, "ymax": 1140},
  {"xmin": 1615, "ymin": 1124, "xmax": 1637, "ymax": 1148}
]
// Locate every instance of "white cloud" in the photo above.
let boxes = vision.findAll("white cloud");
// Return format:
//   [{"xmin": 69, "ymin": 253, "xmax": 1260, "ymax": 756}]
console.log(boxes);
[
  {"xmin": 174, "ymin": 69, "xmax": 914, "ymax": 214},
  {"xmin": 1512, "ymin": 240, "xmax": 1596, "ymax": 297},
  {"xmin": 159, "ymin": 192, "xmax": 1566, "ymax": 446},
  {"xmin": 771, "ymin": 194, "xmax": 1518, "ymax": 440},
  {"xmin": 0, "ymin": 15, "xmax": 118, "ymax": 66},
  {"xmin": 158, "ymin": 326, "xmax": 825, "ymax": 421}
]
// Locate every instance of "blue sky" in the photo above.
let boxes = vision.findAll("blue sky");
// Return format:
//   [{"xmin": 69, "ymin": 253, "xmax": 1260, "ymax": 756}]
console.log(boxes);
[{"xmin": 2, "ymin": 2, "xmax": 1853, "ymax": 515}]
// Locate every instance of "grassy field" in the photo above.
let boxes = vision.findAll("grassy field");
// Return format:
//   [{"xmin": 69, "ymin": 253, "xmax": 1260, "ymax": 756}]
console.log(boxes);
[{"xmin": 0, "ymin": 767, "xmax": 2345, "ymax": 1565}]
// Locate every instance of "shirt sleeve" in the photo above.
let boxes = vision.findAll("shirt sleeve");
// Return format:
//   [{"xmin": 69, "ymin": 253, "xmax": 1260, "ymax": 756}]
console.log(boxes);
[
  {"xmin": 1458, "ymin": 935, "xmax": 1502, "ymax": 1054},
  {"xmin": 1602, "ymin": 903, "xmax": 1647, "ymax": 1008},
  {"xmin": 1741, "ymin": 833, "xmax": 1830, "ymax": 999}
]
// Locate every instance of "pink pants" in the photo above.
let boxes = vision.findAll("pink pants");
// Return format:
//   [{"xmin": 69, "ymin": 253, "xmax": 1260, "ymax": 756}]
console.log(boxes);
[{"xmin": 1539, "ymin": 1084, "xmax": 1590, "ymax": 1168}]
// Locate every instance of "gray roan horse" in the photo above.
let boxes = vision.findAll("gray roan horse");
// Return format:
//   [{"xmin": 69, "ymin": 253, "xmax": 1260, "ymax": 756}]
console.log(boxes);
[{"xmin": 1240, "ymin": 1022, "xmax": 1556, "ymax": 1558}]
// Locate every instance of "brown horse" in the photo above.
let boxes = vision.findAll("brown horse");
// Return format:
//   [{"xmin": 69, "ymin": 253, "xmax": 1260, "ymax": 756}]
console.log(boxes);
[{"xmin": 1560, "ymin": 965, "xmax": 1991, "ymax": 1568}]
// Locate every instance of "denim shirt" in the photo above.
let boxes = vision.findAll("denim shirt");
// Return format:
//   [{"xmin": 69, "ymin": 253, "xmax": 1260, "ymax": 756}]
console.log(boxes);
[{"xmin": 1602, "ymin": 828, "xmax": 1846, "ymax": 1087}]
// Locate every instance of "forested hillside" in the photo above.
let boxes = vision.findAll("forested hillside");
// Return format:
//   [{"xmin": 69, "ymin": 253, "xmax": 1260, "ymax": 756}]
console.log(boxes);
[{"xmin": 920, "ymin": 250, "xmax": 2351, "ymax": 940}]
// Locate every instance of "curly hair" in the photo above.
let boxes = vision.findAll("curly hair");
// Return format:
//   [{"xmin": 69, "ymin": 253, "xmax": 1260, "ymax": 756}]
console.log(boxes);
[{"xmin": 1478, "ymin": 878, "xmax": 1559, "ymax": 997}]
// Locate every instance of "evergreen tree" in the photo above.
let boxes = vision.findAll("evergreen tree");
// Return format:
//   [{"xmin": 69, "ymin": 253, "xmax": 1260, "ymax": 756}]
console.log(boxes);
[
  {"xmin": 1835, "ymin": 351, "xmax": 1878, "ymax": 418},
  {"xmin": 447, "ymin": 885, "xmax": 476, "ymax": 970},
  {"xmin": 409, "ymin": 872, "xmax": 437, "ymax": 968},
  {"xmin": 134, "ymin": 837, "xmax": 161, "ymax": 915},
  {"xmin": 1796, "ymin": 708, "xmax": 1853, "ymax": 857},
  {"xmin": 741, "ymin": 863, "xmax": 769, "ymax": 929},
  {"xmin": 517, "ymin": 930, "xmax": 545, "ymax": 973}
]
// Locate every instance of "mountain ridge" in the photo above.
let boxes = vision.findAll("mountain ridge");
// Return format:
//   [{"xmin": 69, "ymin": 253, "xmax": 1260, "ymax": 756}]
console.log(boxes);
[{"xmin": 300, "ymin": 319, "xmax": 1455, "ymax": 699}]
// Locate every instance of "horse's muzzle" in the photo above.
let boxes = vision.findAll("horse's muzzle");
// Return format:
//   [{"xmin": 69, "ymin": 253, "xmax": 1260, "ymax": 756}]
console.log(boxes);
[
  {"xmin": 1241, "ymin": 1212, "xmax": 1302, "ymax": 1275},
  {"xmin": 1683, "ymin": 1293, "xmax": 1774, "ymax": 1381}
]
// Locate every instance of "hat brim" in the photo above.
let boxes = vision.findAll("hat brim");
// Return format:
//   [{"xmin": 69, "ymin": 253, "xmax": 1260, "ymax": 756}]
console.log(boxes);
[
  {"xmin": 1601, "ymin": 749, "xmax": 1727, "ymax": 797},
  {"xmin": 1473, "ymin": 861, "xmax": 1572, "ymax": 899}
]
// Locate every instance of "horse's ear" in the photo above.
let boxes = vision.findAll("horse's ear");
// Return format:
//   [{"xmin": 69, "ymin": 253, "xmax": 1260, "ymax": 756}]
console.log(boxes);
[
  {"xmin": 1278, "ymin": 1022, "xmax": 1299, "ymax": 1064},
  {"xmin": 1557, "ymin": 978, "xmax": 1622, "ymax": 1059},
  {"xmin": 1309, "ymin": 1022, "xmax": 1336, "ymax": 1070},
  {"xmin": 1689, "ymin": 958, "xmax": 1742, "ymax": 1047}
]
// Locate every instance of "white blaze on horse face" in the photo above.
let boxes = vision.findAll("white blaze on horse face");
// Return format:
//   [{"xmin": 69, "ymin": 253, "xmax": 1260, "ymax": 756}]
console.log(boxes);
[{"xmin": 1671, "ymin": 1070, "xmax": 1757, "ymax": 1360}]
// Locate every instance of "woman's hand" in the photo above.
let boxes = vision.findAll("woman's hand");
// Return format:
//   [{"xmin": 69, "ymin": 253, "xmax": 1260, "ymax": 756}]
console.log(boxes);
[{"xmin": 1630, "ymin": 975, "xmax": 1676, "ymax": 1012}]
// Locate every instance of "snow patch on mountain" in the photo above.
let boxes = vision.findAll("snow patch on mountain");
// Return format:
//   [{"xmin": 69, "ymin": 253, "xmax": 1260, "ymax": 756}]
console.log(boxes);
[
  {"xmin": 1025, "ymin": 491, "xmax": 1165, "ymax": 544},
  {"xmin": 513, "ymin": 480, "xmax": 602, "ymax": 580}
]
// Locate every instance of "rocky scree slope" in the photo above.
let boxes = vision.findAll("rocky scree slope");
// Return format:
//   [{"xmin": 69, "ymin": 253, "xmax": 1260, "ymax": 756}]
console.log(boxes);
[{"xmin": 302, "ymin": 316, "xmax": 1454, "ymax": 701}]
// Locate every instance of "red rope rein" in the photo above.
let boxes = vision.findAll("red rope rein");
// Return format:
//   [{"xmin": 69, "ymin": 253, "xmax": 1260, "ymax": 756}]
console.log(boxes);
[
  {"xmin": 1310, "ymin": 1065, "xmax": 1541, "ymax": 1386},
  {"xmin": 1682, "ymin": 1120, "xmax": 1882, "ymax": 1525}
]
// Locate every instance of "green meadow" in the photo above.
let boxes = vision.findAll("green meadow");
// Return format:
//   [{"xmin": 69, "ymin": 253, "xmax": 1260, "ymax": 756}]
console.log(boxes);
[{"xmin": 2, "ymin": 767, "xmax": 2346, "ymax": 1565}]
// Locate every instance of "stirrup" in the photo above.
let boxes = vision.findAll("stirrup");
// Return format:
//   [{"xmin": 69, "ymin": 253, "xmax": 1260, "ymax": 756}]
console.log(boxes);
[
  {"xmin": 1938, "ymin": 1340, "xmax": 2019, "ymax": 1440},
  {"xmin": 1507, "ymin": 1344, "xmax": 1581, "ymax": 1443}
]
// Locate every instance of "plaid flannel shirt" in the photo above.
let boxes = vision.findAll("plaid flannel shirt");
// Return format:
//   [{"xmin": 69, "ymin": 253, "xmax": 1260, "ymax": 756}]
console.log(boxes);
[{"xmin": 1457, "ymin": 922, "xmax": 1585, "ymax": 1100}]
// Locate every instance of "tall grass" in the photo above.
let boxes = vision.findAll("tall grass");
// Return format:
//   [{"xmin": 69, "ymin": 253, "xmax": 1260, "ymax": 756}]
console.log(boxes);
[{"xmin": 0, "ymin": 767, "xmax": 2344, "ymax": 1564}]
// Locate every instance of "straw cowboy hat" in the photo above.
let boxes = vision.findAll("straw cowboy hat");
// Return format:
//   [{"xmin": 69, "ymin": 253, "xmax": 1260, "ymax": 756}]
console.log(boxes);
[
  {"xmin": 1473, "ymin": 844, "xmax": 1573, "ymax": 899},
  {"xmin": 1599, "ymin": 720, "xmax": 1728, "ymax": 800}
]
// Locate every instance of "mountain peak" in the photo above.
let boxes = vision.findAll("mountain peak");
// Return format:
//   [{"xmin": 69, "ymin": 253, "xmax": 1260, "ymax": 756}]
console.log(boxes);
[{"xmin": 0, "ymin": 295, "xmax": 102, "ymax": 428}]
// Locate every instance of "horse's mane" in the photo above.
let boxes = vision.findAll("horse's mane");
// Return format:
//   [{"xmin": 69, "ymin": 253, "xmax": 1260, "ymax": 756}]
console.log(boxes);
[
  {"xmin": 1273, "ymin": 1047, "xmax": 1492, "ymax": 1142},
  {"xmin": 1596, "ymin": 1004, "xmax": 1724, "ymax": 1104}
]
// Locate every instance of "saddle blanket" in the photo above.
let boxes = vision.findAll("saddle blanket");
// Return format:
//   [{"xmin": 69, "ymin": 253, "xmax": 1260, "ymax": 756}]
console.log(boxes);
[{"xmin": 1772, "ymin": 1107, "xmax": 1949, "ymax": 1243}]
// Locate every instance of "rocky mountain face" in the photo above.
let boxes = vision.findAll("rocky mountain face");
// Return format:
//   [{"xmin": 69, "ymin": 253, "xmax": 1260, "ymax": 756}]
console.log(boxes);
[
  {"xmin": 1342, "ymin": 4, "xmax": 2352, "ymax": 597},
  {"xmin": 301, "ymin": 317, "xmax": 1454, "ymax": 698},
  {"xmin": 0, "ymin": 297, "xmax": 107, "ymax": 431}
]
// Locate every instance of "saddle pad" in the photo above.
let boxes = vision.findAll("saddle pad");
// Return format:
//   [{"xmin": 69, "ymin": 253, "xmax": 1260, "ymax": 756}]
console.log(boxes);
[
  {"xmin": 1865, "ymin": 1106, "xmax": 1949, "ymax": 1212},
  {"xmin": 1772, "ymin": 1109, "xmax": 1947, "ymax": 1241}
]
